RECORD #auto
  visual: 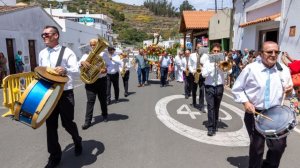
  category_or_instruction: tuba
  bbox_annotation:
[80,37,109,84]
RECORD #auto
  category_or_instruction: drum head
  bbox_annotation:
[256,105,296,136]
[33,84,64,128]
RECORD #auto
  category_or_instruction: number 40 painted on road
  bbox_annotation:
[176,104,201,119]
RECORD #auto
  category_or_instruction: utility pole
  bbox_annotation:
[215,0,218,13]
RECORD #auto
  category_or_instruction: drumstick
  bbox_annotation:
[281,93,286,106]
[254,111,273,121]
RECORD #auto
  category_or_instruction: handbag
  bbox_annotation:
[292,73,300,86]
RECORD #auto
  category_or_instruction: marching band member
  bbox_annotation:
[201,43,231,136]
[232,41,293,168]
[80,38,109,130]
[189,43,207,111]
[39,25,82,168]
[182,50,192,98]
[119,52,130,97]
[159,51,171,87]
[174,51,184,82]
[105,46,122,105]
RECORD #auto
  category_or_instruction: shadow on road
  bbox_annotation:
[92,113,129,125]
[227,156,249,168]
[202,120,229,130]
[61,140,105,168]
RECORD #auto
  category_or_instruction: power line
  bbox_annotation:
[0,0,8,6]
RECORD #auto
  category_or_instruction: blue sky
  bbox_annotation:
[113,0,232,10]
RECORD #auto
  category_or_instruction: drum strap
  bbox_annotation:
[55,46,66,67]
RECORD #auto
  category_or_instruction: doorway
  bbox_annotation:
[6,39,16,74]
[28,40,37,71]
[258,28,279,50]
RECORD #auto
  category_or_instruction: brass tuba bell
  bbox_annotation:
[80,37,109,84]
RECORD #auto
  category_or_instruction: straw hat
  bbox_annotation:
[35,66,69,83]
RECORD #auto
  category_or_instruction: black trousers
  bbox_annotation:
[122,70,130,94]
[84,77,107,124]
[192,74,205,108]
[46,90,82,158]
[107,72,119,101]
[183,71,192,96]
[160,67,168,86]
[244,112,287,168]
[205,85,224,131]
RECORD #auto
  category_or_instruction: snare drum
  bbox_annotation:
[255,105,298,139]
[14,78,64,129]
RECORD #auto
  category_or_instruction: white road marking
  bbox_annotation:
[155,95,249,147]
[177,104,201,119]
[219,108,232,121]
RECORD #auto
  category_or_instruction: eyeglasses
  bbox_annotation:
[264,50,281,55]
[41,33,55,38]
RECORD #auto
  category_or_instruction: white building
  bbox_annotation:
[0,5,61,74]
[233,0,300,59]
[44,5,113,42]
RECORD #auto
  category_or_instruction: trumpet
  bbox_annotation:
[218,61,232,72]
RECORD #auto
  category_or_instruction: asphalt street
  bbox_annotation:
[0,70,300,168]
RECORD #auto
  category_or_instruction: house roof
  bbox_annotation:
[0,5,62,29]
[239,13,281,28]
[180,11,215,33]
[0,5,32,15]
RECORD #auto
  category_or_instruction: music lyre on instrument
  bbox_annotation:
[14,66,68,129]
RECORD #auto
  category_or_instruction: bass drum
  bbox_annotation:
[255,105,298,139]
[14,78,64,129]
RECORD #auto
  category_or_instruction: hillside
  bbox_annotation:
[18,0,180,44]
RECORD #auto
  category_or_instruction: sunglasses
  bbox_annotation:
[41,33,55,38]
[213,50,220,52]
[264,50,281,55]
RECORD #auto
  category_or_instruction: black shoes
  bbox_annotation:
[74,142,83,156]
[103,116,108,122]
[45,156,61,168]
[115,99,119,103]
[207,130,215,136]
[124,93,128,97]
[82,122,91,130]
[185,95,189,99]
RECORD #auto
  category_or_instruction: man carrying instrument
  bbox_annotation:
[104,46,122,105]
[80,38,109,130]
[39,25,82,168]
[182,50,192,98]
[201,43,231,136]
[119,52,130,97]
[189,43,208,111]
[232,41,293,168]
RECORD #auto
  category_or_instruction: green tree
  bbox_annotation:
[179,0,195,14]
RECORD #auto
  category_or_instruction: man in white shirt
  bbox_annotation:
[182,50,192,98]
[189,43,208,110]
[232,41,293,168]
[174,51,184,82]
[79,38,109,130]
[159,51,171,87]
[39,25,82,168]
[119,52,130,97]
[201,43,230,136]
[104,46,122,105]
